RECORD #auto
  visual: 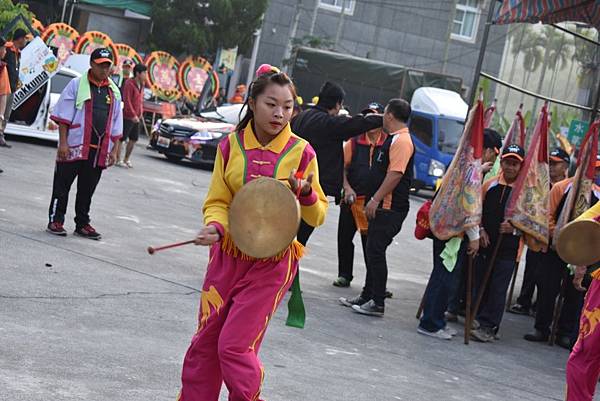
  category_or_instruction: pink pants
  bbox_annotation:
[178,244,298,401]
[566,279,600,401]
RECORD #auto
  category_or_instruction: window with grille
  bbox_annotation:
[318,0,355,15]
[451,0,480,42]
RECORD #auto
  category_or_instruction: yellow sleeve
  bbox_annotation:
[576,200,600,222]
[202,146,232,233]
[299,157,328,228]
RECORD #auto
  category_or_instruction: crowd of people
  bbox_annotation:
[1,30,599,400]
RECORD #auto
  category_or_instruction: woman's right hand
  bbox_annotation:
[343,186,356,205]
[194,225,220,246]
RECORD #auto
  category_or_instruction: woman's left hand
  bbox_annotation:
[288,169,314,197]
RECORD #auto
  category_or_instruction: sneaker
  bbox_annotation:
[444,326,458,337]
[508,303,530,315]
[115,161,126,167]
[524,329,549,342]
[74,224,102,240]
[333,277,351,288]
[125,160,133,168]
[351,300,384,317]
[417,326,452,340]
[471,327,495,343]
[339,295,369,307]
[445,311,458,322]
[46,222,67,236]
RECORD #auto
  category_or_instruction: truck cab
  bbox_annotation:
[409,87,467,190]
[5,67,80,142]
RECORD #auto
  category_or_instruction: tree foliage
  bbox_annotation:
[149,0,267,58]
[0,0,34,37]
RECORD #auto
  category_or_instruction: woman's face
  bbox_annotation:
[250,83,294,137]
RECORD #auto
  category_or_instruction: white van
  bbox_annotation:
[5,67,81,142]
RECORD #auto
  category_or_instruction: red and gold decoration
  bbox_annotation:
[177,56,218,102]
[41,23,80,65]
[114,43,143,73]
[31,18,45,35]
[145,50,181,102]
[74,31,118,65]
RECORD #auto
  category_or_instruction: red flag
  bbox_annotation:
[554,121,600,241]
[429,100,484,240]
[502,104,526,150]
[505,104,550,249]
[484,99,496,129]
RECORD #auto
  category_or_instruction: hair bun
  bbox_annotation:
[256,64,281,77]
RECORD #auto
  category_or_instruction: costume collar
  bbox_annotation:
[356,130,386,146]
[87,71,110,87]
[243,121,292,153]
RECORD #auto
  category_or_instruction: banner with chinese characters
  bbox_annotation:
[177,56,219,102]
[145,51,181,102]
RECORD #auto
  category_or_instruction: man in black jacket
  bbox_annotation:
[0,28,27,148]
[291,82,382,245]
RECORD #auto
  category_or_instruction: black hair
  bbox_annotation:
[0,37,6,47]
[386,98,411,123]
[316,81,345,110]
[236,71,297,132]
[133,63,147,76]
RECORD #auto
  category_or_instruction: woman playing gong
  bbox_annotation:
[177,65,328,401]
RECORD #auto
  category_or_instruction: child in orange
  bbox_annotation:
[177,65,327,401]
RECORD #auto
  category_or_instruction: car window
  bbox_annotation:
[50,72,75,94]
[438,118,463,154]
[409,115,433,147]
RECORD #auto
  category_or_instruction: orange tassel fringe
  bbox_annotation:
[220,233,305,262]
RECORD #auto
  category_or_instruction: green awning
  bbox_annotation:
[79,0,152,17]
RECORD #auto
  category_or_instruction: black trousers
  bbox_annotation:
[337,203,367,281]
[473,254,516,330]
[516,249,542,309]
[48,158,103,228]
[361,209,407,306]
[534,249,585,338]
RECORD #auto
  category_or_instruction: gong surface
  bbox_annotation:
[556,219,600,266]
[229,177,301,259]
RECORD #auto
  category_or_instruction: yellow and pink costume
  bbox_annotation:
[178,122,327,401]
[565,201,600,401]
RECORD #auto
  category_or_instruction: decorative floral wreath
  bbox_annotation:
[74,31,118,65]
[177,56,219,102]
[41,23,80,65]
[145,50,181,102]
[114,43,143,72]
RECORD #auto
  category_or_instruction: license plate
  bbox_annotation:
[157,136,171,148]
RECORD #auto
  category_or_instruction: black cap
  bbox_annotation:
[502,144,525,162]
[12,28,27,41]
[317,81,345,109]
[361,102,384,115]
[483,128,502,153]
[550,147,570,164]
[90,48,113,65]
[133,63,147,75]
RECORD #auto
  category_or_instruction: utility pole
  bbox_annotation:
[309,0,319,36]
[246,27,263,88]
[68,0,77,26]
[334,0,346,50]
[282,0,302,73]
[61,0,69,22]
[441,0,458,74]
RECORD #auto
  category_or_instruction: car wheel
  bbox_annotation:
[165,154,183,162]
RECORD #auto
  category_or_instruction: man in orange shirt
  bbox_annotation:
[342,99,414,317]
[0,37,11,173]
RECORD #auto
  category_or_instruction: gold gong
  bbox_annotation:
[229,177,301,259]
[556,219,600,266]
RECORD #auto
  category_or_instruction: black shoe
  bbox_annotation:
[555,335,573,350]
[385,290,393,299]
[508,303,530,315]
[46,222,67,236]
[74,224,102,240]
[0,137,11,148]
[524,329,549,342]
[333,277,351,287]
[339,295,369,307]
[351,300,384,317]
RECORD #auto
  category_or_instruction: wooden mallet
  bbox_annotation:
[147,239,196,255]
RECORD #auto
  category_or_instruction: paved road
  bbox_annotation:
[0,136,587,401]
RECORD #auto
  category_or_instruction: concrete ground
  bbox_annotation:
[0,135,591,401]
